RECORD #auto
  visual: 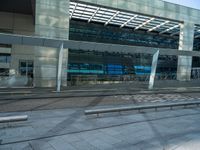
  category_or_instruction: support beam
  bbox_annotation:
[159,24,179,35]
[120,15,138,28]
[70,3,77,19]
[195,34,200,38]
[148,21,169,32]
[1,33,200,57]
[57,43,64,92]
[88,7,100,23]
[170,31,179,36]
[104,11,120,26]
[149,50,159,89]
[134,18,155,31]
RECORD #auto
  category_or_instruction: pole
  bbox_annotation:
[149,50,159,89]
[57,42,64,92]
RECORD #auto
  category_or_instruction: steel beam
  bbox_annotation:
[0,33,200,57]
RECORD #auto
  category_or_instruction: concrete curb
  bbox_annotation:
[0,115,28,123]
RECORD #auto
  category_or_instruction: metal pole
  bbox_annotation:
[66,49,69,87]
[149,50,159,89]
[57,42,64,92]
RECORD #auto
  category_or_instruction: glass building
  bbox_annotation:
[0,0,200,87]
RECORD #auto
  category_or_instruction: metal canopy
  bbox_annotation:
[69,1,200,39]
[0,33,200,57]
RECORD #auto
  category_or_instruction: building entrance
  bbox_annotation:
[19,60,34,86]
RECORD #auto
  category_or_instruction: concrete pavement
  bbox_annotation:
[1,84,200,149]
[1,107,200,149]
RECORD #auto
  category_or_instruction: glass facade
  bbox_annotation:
[194,38,200,51]
[69,20,179,49]
[67,20,199,84]
[67,49,177,84]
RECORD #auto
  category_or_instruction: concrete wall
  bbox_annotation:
[0,0,70,87]
[34,0,69,87]
[177,23,194,81]
[0,47,11,54]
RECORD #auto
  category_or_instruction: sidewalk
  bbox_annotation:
[1,105,200,149]
[1,83,200,149]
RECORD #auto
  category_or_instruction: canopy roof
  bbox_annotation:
[69,1,200,38]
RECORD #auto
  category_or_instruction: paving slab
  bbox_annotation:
[1,107,200,149]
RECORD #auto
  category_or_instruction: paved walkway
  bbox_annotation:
[1,107,200,149]
[1,84,200,149]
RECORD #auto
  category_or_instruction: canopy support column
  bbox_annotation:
[57,42,64,92]
[148,50,159,89]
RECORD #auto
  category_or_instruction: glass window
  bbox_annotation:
[19,60,33,76]
[0,56,6,63]
[0,54,11,63]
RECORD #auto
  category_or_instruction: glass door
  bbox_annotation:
[19,60,34,86]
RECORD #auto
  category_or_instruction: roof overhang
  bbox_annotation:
[69,1,200,39]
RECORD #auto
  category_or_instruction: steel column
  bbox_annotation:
[149,50,159,89]
[57,43,64,92]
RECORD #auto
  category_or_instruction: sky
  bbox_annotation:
[163,0,200,10]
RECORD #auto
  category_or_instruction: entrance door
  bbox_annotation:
[19,60,34,86]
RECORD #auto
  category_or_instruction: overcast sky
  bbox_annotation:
[163,0,200,10]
